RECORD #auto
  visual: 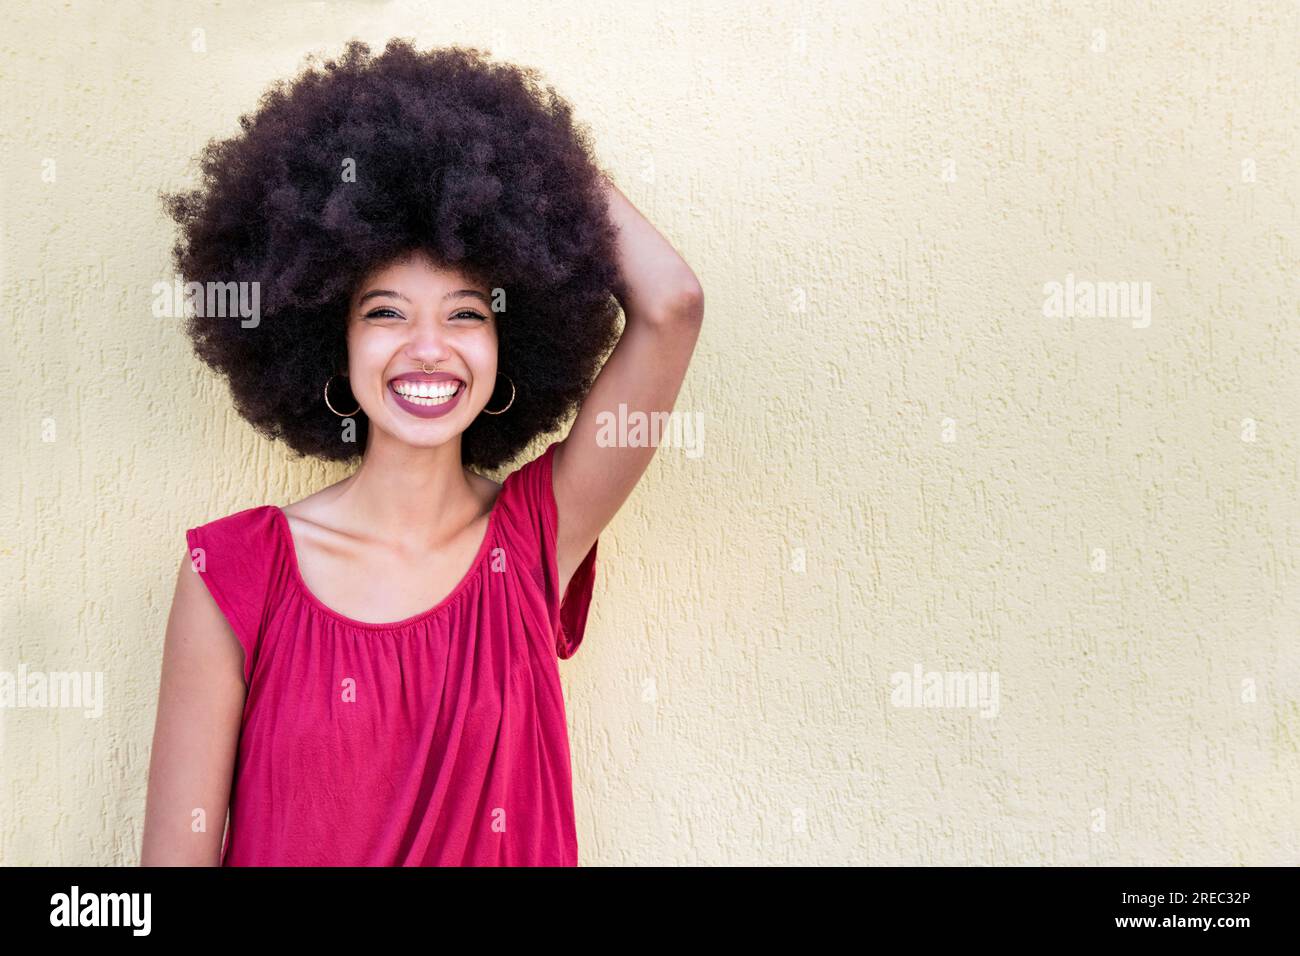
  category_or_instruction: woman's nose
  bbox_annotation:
[406,321,453,364]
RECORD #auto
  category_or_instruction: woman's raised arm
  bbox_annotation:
[551,175,705,595]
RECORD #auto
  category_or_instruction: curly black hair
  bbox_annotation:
[162,38,623,471]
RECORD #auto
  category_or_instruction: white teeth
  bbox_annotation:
[391,380,461,406]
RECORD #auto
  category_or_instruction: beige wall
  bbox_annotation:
[2,0,1297,864]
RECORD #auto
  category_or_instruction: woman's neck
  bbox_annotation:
[329,433,487,545]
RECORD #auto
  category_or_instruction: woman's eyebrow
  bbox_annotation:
[357,289,489,304]
[445,289,490,304]
[358,288,410,304]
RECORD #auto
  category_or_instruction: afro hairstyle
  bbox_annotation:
[162,38,624,470]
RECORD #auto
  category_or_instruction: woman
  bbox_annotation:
[141,39,703,866]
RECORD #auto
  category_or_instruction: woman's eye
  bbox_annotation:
[363,308,485,321]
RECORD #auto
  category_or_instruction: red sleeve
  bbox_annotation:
[184,506,279,685]
[499,441,600,659]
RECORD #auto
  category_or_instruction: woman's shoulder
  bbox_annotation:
[188,504,280,538]
[185,506,285,577]
[490,441,562,549]
[182,505,287,687]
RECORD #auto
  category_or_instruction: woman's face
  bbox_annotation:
[344,251,498,452]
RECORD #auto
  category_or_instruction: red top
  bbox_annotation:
[185,441,598,866]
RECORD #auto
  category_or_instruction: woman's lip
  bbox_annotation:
[387,380,465,419]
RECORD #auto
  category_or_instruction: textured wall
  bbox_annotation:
[2,0,1297,865]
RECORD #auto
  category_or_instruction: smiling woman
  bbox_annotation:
[141,38,703,867]
[344,257,496,430]
[160,38,625,471]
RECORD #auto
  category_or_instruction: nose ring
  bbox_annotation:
[420,362,439,374]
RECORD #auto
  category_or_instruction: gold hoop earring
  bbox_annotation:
[324,374,361,417]
[481,373,516,415]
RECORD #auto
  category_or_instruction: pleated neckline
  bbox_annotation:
[269,496,502,631]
